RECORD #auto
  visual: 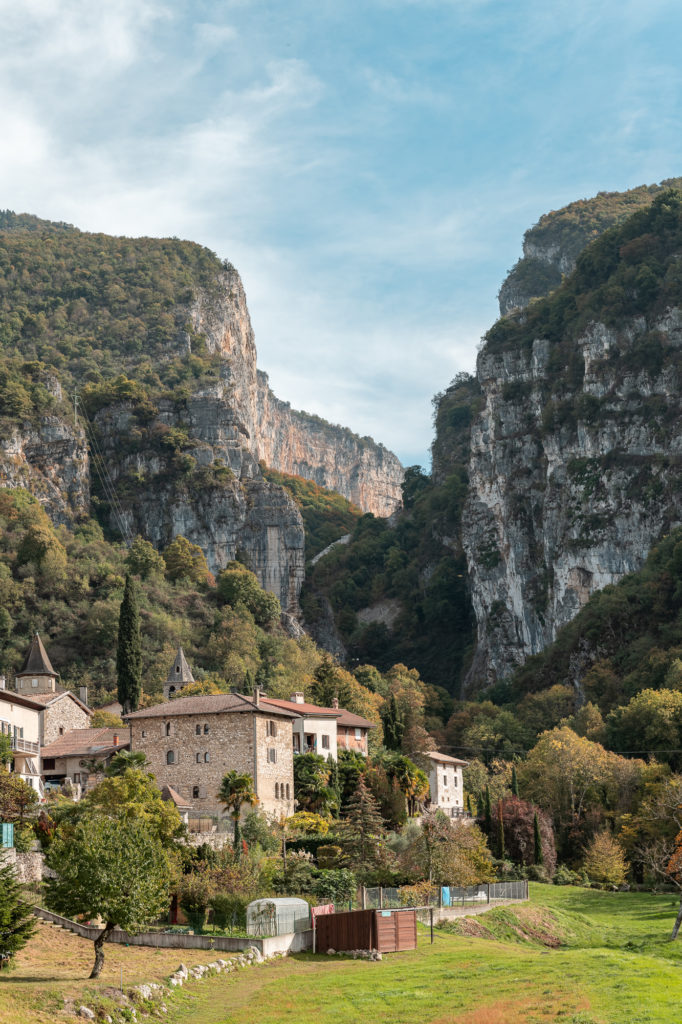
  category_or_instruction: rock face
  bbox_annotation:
[462,310,682,688]
[0,415,89,523]
[256,371,403,516]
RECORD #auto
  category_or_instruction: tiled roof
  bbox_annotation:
[427,750,468,766]
[41,728,128,758]
[261,696,375,730]
[125,692,299,720]
[0,689,42,712]
[166,648,195,685]
[161,784,191,809]
[260,697,340,719]
[17,634,56,677]
[19,691,91,713]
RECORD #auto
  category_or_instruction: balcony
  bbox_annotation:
[12,737,39,755]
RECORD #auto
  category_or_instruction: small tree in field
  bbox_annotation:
[0,853,36,965]
[46,816,171,978]
[583,831,628,887]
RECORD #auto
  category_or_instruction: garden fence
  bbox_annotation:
[363,879,528,909]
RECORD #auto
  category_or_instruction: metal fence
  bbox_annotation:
[364,880,528,909]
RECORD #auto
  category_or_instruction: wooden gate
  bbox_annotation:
[374,910,417,952]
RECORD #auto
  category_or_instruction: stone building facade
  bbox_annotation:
[126,692,296,821]
[30,691,91,745]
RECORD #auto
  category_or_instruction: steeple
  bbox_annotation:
[15,633,58,694]
[163,648,195,700]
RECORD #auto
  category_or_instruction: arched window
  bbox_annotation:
[165,723,171,737]
[275,783,279,799]
[166,750,175,765]
[193,786,200,799]
[204,724,209,734]
[204,752,210,763]
[286,783,290,800]
[196,752,201,763]
[196,724,201,735]
[169,686,175,695]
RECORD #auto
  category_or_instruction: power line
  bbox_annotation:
[440,742,682,758]
[74,393,132,546]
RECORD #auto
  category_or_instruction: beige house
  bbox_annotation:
[261,693,340,758]
[126,690,297,823]
[427,751,468,818]
[41,727,129,794]
[0,687,41,793]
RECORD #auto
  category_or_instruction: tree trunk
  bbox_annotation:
[671,899,682,941]
[90,921,116,978]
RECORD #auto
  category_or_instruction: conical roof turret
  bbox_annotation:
[17,634,56,677]
[166,648,195,685]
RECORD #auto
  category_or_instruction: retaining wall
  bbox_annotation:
[3,849,45,883]
[32,907,313,953]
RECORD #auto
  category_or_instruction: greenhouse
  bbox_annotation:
[246,897,311,936]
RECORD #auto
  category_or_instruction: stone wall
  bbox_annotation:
[3,848,45,883]
[130,708,295,819]
[41,695,91,745]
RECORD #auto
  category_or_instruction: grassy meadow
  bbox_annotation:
[3,886,682,1024]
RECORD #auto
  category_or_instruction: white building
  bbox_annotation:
[261,693,340,759]
[0,687,42,794]
[427,751,468,818]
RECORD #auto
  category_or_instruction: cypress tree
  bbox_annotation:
[511,764,519,798]
[497,800,505,859]
[0,854,37,963]
[533,811,544,865]
[466,793,473,816]
[484,785,492,835]
[116,574,142,714]
[381,694,405,751]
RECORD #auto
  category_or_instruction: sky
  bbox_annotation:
[2,1,682,467]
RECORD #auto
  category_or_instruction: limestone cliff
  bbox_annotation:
[463,190,682,688]
[498,178,682,316]
[256,372,403,517]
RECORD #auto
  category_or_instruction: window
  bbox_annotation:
[59,727,64,736]
[196,753,201,763]
[168,686,175,696]
[204,752,210,763]
[275,783,279,799]
[266,720,277,737]
[141,730,146,738]
[443,774,447,787]
[196,724,201,735]
[165,723,171,737]
[167,750,175,765]
[267,748,277,763]
[321,735,330,750]
[43,758,55,771]
[193,786,200,799]
[293,734,300,753]
[286,783,290,800]
[204,724,209,735]
[453,776,458,786]
[73,773,80,784]
[354,728,362,739]
[32,679,38,688]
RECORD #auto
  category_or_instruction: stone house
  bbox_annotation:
[11,634,91,743]
[427,751,469,818]
[41,727,129,794]
[126,691,297,822]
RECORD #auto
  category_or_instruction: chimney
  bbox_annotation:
[79,686,88,706]
[254,688,260,708]
[0,676,5,690]
[331,697,339,709]
[291,692,305,704]
[113,734,119,746]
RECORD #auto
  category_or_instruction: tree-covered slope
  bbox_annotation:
[498,177,682,314]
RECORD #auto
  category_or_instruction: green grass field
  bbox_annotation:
[3,886,682,1023]
[168,886,682,1024]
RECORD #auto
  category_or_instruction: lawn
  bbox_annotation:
[2,887,682,1024]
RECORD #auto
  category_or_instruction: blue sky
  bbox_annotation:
[2,1,682,467]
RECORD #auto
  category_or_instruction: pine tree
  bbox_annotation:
[497,800,505,859]
[484,785,492,836]
[533,811,544,865]
[0,853,37,963]
[342,776,385,867]
[511,764,519,798]
[116,574,142,714]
